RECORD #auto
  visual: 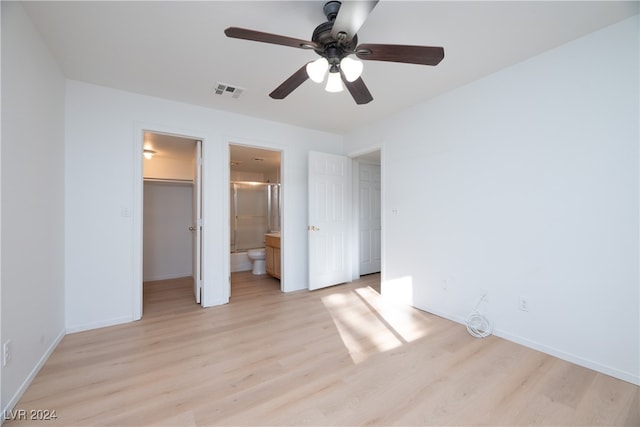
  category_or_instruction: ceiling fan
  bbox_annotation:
[224,0,444,105]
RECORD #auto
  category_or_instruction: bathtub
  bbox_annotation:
[230,251,252,272]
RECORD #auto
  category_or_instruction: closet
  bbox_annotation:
[143,133,197,282]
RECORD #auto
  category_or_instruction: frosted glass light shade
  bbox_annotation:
[325,71,344,92]
[340,57,363,82]
[306,57,329,83]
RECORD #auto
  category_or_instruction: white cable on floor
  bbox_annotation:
[466,295,493,338]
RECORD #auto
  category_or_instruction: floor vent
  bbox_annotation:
[213,82,245,99]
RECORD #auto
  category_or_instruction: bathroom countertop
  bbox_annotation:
[265,232,281,238]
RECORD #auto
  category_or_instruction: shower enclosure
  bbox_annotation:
[230,182,281,252]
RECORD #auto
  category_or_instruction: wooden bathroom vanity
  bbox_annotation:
[264,232,281,279]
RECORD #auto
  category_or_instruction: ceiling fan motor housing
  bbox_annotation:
[311,20,358,65]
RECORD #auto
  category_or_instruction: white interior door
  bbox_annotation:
[359,162,381,275]
[308,151,351,290]
[193,140,202,304]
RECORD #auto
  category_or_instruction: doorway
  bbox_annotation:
[354,150,382,277]
[141,131,202,313]
[229,144,282,298]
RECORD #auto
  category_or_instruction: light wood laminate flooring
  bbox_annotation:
[6,273,638,426]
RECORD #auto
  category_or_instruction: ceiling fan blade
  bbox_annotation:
[356,43,445,66]
[331,0,379,43]
[340,71,373,105]
[269,64,310,99]
[225,27,318,50]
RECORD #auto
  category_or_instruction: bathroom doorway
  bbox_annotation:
[229,144,282,297]
[142,131,202,313]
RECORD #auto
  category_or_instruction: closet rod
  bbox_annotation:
[230,180,280,186]
[144,178,193,184]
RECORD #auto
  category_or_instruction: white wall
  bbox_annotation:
[1,1,66,412]
[65,81,344,332]
[345,16,639,384]
[143,182,193,281]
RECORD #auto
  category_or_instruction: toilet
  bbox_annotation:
[247,248,266,275]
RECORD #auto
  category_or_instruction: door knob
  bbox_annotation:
[189,226,196,231]
[307,225,320,231]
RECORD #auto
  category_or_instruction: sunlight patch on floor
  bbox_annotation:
[321,280,430,364]
[355,286,428,343]
[381,275,414,306]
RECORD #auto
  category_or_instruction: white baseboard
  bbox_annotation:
[65,315,133,334]
[492,328,640,386]
[2,328,65,419]
[412,303,639,386]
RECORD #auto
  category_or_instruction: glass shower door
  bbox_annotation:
[231,182,269,252]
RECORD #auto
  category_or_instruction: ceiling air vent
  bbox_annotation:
[213,82,245,99]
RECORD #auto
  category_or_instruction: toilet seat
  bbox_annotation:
[247,248,266,260]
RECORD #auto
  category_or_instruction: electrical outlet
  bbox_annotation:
[3,340,12,367]
[441,279,448,291]
[518,296,529,312]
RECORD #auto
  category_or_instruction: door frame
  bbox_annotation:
[133,123,208,320]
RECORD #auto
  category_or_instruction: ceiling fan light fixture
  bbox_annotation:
[340,57,363,82]
[143,149,156,160]
[325,69,344,93]
[306,57,329,83]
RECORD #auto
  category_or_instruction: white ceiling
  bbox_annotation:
[23,1,639,135]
